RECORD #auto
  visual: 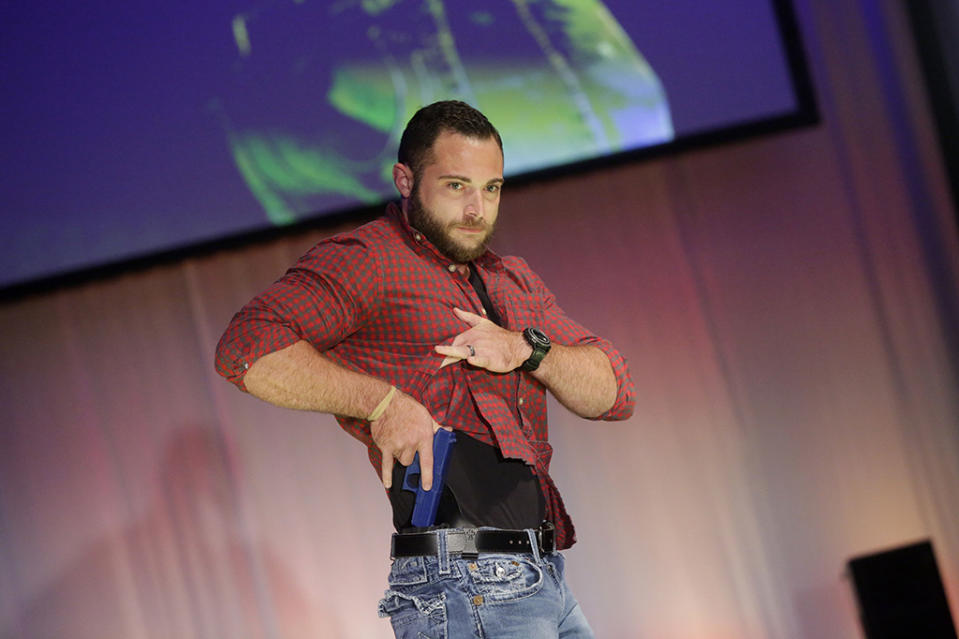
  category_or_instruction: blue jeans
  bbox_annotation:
[378,529,594,638]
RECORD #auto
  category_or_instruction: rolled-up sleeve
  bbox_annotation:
[214,237,379,392]
[573,334,635,421]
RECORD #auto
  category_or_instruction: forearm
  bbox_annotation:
[243,339,391,419]
[244,339,442,489]
[432,307,622,419]
[530,343,618,419]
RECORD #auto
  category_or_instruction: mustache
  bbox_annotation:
[452,218,488,230]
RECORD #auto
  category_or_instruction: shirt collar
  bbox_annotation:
[386,202,504,272]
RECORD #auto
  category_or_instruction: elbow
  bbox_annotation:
[614,396,636,421]
[590,347,634,421]
[214,334,251,392]
[595,378,635,421]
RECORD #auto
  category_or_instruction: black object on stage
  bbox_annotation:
[847,539,957,639]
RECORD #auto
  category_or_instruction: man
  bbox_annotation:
[215,100,634,637]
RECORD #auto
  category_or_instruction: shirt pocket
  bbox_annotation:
[496,291,544,331]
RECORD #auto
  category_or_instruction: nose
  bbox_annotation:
[464,188,485,220]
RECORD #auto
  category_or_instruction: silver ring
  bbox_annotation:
[467,344,476,357]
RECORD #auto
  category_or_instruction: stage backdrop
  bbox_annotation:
[2,0,959,637]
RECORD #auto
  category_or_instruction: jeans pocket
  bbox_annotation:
[378,590,447,639]
[468,556,544,603]
[388,556,430,586]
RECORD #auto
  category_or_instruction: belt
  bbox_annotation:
[391,523,555,559]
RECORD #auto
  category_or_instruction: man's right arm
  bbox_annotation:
[244,340,439,490]
[243,339,384,415]
[214,237,441,489]
[240,340,442,490]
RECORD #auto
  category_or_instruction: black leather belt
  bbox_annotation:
[391,523,555,559]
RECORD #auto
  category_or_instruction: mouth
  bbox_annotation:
[453,222,487,234]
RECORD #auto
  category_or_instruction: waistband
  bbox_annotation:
[391,522,555,560]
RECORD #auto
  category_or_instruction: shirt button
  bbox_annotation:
[414,233,422,242]
[447,264,456,272]
[481,308,487,315]
[518,397,525,406]
[243,362,250,370]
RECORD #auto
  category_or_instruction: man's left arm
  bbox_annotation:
[435,306,635,420]
[527,339,620,419]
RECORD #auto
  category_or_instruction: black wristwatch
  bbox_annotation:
[520,328,551,372]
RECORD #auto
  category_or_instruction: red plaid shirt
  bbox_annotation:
[216,204,634,549]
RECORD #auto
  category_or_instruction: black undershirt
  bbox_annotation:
[387,263,546,531]
[467,264,502,326]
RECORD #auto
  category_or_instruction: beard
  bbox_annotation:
[407,187,495,263]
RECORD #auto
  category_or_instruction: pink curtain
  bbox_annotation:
[3,0,958,637]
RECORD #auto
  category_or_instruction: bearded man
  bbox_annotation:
[215,100,634,638]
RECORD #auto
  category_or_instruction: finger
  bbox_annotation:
[397,449,416,466]
[452,307,485,326]
[438,355,461,368]
[381,453,394,489]
[434,344,472,361]
[418,435,434,492]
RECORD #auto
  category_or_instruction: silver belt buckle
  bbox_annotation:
[447,528,479,559]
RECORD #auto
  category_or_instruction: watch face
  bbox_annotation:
[527,328,550,347]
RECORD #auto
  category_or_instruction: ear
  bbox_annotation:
[392,162,414,199]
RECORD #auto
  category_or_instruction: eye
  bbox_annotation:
[486,184,501,194]
[447,182,463,191]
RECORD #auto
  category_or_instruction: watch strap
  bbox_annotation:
[520,328,550,372]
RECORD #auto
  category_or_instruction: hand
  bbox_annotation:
[370,389,445,490]
[434,307,532,372]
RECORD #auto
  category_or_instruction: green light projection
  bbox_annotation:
[221,0,672,226]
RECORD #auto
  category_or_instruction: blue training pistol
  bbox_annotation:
[402,428,457,527]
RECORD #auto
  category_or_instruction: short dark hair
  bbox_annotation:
[398,100,503,178]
